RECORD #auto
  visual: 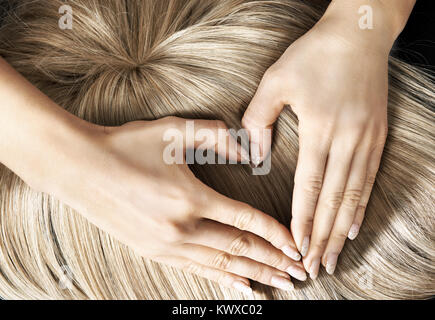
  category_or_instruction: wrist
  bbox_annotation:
[379,0,416,38]
[316,0,411,56]
[29,116,105,199]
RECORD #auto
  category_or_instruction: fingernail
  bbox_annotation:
[282,246,301,261]
[309,258,320,280]
[239,146,250,163]
[233,281,253,295]
[348,224,360,240]
[325,253,338,275]
[250,142,262,167]
[287,266,307,281]
[271,276,294,291]
[300,236,310,257]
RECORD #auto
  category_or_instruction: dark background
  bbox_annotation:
[392,0,435,68]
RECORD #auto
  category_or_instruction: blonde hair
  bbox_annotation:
[0,0,433,300]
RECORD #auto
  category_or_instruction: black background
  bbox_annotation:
[393,0,435,67]
[0,300,433,318]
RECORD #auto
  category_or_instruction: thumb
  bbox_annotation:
[175,118,249,163]
[242,70,285,166]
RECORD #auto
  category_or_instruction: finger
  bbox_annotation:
[291,129,329,258]
[242,69,285,165]
[348,144,384,240]
[163,117,248,163]
[180,244,295,291]
[303,142,354,279]
[187,119,248,163]
[321,150,369,274]
[186,219,307,281]
[154,256,253,295]
[200,188,301,262]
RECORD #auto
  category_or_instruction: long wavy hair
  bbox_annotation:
[0,0,433,299]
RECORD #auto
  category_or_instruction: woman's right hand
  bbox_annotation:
[43,117,306,294]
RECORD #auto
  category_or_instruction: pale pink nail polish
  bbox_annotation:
[250,142,262,167]
[325,253,338,275]
[271,276,294,291]
[282,245,301,261]
[300,236,310,257]
[309,258,320,280]
[287,266,307,281]
[348,224,360,240]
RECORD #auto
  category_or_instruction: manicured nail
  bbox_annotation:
[233,281,253,295]
[325,253,338,275]
[282,246,301,261]
[300,236,310,257]
[287,266,307,281]
[309,258,320,280]
[348,224,360,240]
[239,146,250,163]
[250,142,262,167]
[271,276,294,291]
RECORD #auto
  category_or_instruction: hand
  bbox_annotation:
[46,117,306,293]
[242,8,394,278]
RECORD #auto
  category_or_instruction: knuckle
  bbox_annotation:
[267,226,285,246]
[163,115,177,121]
[313,238,329,251]
[325,192,344,210]
[356,118,369,129]
[184,262,202,275]
[180,197,197,219]
[161,115,180,125]
[167,183,197,215]
[162,116,187,132]
[342,189,362,209]
[263,66,282,86]
[299,175,324,198]
[233,208,255,231]
[270,254,288,270]
[292,214,314,227]
[272,224,293,248]
[356,204,367,216]
[349,116,369,132]
[249,266,265,282]
[229,234,252,256]
[331,231,348,243]
[170,183,190,200]
[165,221,189,243]
[212,252,232,270]
[358,204,367,212]
[366,175,377,187]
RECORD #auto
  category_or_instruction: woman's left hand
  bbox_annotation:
[241,2,398,278]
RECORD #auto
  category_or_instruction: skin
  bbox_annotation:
[0,58,305,295]
[242,0,416,278]
[0,0,416,294]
